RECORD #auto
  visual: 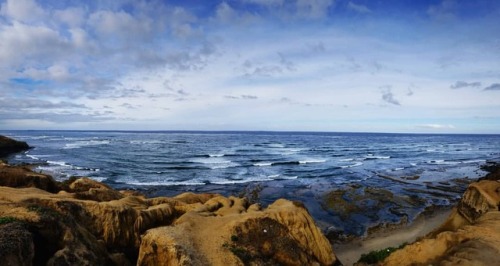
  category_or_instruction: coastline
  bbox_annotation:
[2,134,500,265]
[334,207,452,265]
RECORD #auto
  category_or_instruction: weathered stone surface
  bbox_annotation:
[0,135,30,158]
[0,162,59,192]
[137,196,338,266]
[0,162,337,265]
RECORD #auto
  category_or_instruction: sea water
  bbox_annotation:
[2,130,499,235]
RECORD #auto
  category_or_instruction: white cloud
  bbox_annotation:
[0,0,45,23]
[88,10,153,42]
[295,0,335,19]
[416,124,456,129]
[243,0,285,7]
[0,22,70,68]
[54,7,86,27]
[347,1,371,14]
[427,0,457,20]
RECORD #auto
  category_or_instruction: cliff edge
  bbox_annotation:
[0,135,30,158]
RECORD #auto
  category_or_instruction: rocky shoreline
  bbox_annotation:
[1,135,500,265]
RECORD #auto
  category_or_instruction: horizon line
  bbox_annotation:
[1,129,499,136]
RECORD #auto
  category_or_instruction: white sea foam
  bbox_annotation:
[47,160,70,167]
[208,154,225,157]
[89,177,107,182]
[339,158,354,162]
[462,159,486,164]
[427,160,460,165]
[64,140,110,149]
[364,155,390,160]
[298,159,327,164]
[254,162,272,167]
[211,176,273,185]
[268,174,298,180]
[340,162,363,168]
[127,181,206,186]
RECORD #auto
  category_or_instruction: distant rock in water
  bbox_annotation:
[0,135,30,157]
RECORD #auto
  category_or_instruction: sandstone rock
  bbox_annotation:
[68,177,124,201]
[137,196,338,266]
[0,162,337,265]
[0,163,59,193]
[0,135,30,157]
[382,180,500,266]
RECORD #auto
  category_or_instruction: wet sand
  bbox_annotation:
[333,208,452,265]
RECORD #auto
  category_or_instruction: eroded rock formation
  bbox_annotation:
[0,162,338,265]
[0,135,30,158]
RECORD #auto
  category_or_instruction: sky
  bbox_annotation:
[0,0,499,133]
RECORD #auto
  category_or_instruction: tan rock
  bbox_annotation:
[137,197,338,266]
[0,164,59,192]
[0,163,337,265]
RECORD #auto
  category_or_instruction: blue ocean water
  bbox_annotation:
[2,130,500,236]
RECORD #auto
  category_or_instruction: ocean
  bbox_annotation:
[2,130,499,236]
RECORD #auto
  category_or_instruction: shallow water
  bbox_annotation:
[2,130,499,236]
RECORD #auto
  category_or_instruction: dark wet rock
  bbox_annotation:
[479,161,500,181]
[0,135,30,158]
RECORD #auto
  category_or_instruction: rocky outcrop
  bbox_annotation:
[0,162,59,193]
[0,163,337,265]
[381,180,500,265]
[138,197,337,266]
[0,135,30,158]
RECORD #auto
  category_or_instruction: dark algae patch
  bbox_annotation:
[357,243,407,264]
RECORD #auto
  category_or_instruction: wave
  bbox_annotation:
[340,162,363,168]
[299,159,327,164]
[126,181,206,186]
[195,154,226,158]
[427,160,461,165]
[64,140,110,149]
[339,158,354,162]
[209,176,275,185]
[47,160,70,167]
[254,162,272,167]
[268,174,298,180]
[26,154,40,160]
[129,140,162,145]
[364,155,391,160]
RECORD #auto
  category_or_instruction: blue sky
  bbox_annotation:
[0,0,499,133]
